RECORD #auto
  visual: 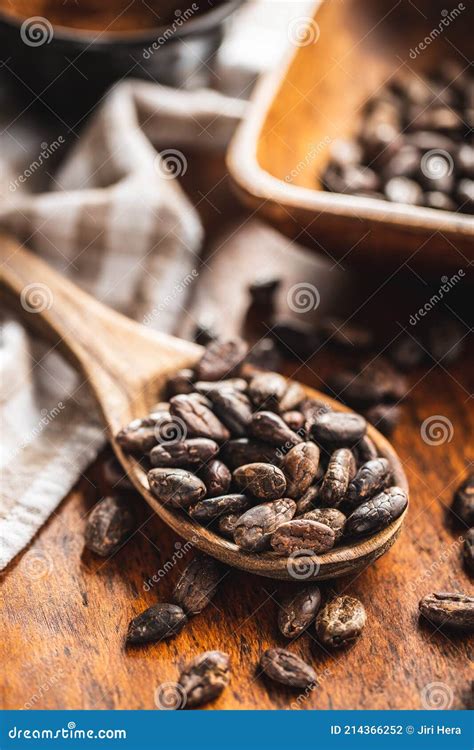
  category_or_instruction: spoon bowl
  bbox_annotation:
[0,234,408,580]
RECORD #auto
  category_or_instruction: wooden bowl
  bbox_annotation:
[228,0,474,273]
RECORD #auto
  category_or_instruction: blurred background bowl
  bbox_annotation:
[0,0,243,122]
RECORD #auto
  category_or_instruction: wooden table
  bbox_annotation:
[1,153,473,711]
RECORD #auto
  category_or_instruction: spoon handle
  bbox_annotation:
[0,233,199,430]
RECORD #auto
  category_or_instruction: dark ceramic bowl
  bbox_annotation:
[0,0,243,120]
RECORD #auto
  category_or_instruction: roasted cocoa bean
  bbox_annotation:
[195,338,248,381]
[303,508,346,541]
[233,462,287,500]
[116,416,160,454]
[311,412,367,446]
[419,592,474,633]
[315,595,366,647]
[179,651,231,708]
[218,513,240,539]
[233,498,296,552]
[271,519,335,555]
[170,394,230,443]
[320,448,356,506]
[295,485,320,515]
[222,438,279,469]
[282,410,305,432]
[199,460,232,497]
[282,442,320,499]
[353,435,378,464]
[250,411,303,448]
[173,554,225,615]
[150,438,219,468]
[345,486,408,537]
[126,603,187,644]
[346,458,392,508]
[278,585,322,638]
[207,388,253,436]
[260,648,317,688]
[84,496,135,557]
[189,494,250,522]
[248,372,287,409]
[148,468,207,509]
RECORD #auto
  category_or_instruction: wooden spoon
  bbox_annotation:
[0,235,408,580]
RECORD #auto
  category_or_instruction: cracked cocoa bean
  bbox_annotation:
[84,496,135,557]
[320,448,356,506]
[345,486,408,537]
[282,442,320,499]
[218,513,240,539]
[126,603,187,644]
[304,508,346,541]
[419,592,474,633]
[150,438,219,468]
[278,585,322,638]
[271,519,335,555]
[260,648,317,688]
[148,468,206,508]
[233,498,296,552]
[179,651,231,708]
[315,595,366,648]
[233,462,287,500]
[189,494,250,522]
[116,416,161,453]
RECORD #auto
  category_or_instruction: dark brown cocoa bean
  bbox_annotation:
[300,398,332,434]
[166,368,195,397]
[295,485,320,515]
[278,585,322,638]
[320,448,356,506]
[282,410,305,432]
[234,498,296,552]
[126,603,187,644]
[150,438,219,468]
[233,462,287,500]
[271,519,335,555]
[84,496,135,557]
[222,438,279,470]
[451,472,474,526]
[207,388,253,436]
[353,435,378,464]
[199,460,232,497]
[279,381,306,412]
[346,458,392,508]
[172,554,225,615]
[315,595,366,647]
[189,494,250,522]
[260,648,316,688]
[419,592,474,633]
[311,412,367,446]
[250,411,303,448]
[282,442,320,499]
[463,529,474,576]
[116,416,160,454]
[179,651,231,708]
[148,468,206,509]
[218,513,240,539]
[248,372,287,409]
[345,486,408,537]
[170,394,230,443]
[195,338,248,381]
[303,508,346,541]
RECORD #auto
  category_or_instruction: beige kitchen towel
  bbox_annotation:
[0,81,245,570]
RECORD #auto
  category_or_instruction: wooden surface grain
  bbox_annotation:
[1,153,473,711]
